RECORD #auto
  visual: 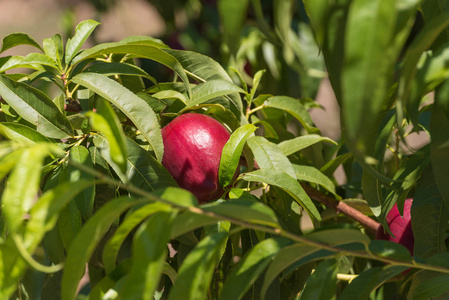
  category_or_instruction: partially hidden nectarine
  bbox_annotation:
[375,198,414,254]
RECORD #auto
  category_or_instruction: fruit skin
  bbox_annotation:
[375,198,414,254]
[161,113,231,203]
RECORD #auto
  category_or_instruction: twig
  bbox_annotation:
[301,184,380,233]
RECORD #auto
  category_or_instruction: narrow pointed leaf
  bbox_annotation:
[219,124,257,186]
[264,96,319,134]
[88,99,127,173]
[305,228,370,246]
[0,75,73,138]
[300,259,338,300]
[61,197,142,300]
[292,164,336,195]
[72,44,191,97]
[241,169,321,221]
[21,53,59,70]
[339,266,409,300]
[168,232,228,300]
[164,49,243,120]
[0,122,53,144]
[72,72,163,161]
[278,134,337,156]
[120,210,175,300]
[102,202,171,274]
[43,34,63,68]
[202,198,280,228]
[261,244,318,299]
[24,179,94,252]
[1,32,43,53]
[84,61,157,84]
[183,79,246,110]
[247,136,297,179]
[170,211,219,238]
[399,12,449,126]
[411,167,449,258]
[93,135,176,191]
[65,19,100,64]
[68,145,96,220]
[1,144,51,232]
[220,238,292,300]
[411,274,449,300]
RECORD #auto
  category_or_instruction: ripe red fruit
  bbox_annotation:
[161,113,231,203]
[375,198,414,254]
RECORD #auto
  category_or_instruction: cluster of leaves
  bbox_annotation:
[1,0,449,299]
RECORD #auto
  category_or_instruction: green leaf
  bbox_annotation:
[305,228,370,246]
[120,210,176,300]
[151,89,188,105]
[88,99,127,173]
[299,259,338,300]
[219,124,257,187]
[0,32,43,53]
[247,136,297,179]
[0,75,73,138]
[220,238,292,300]
[320,152,352,178]
[261,244,319,299]
[93,136,177,191]
[341,0,403,151]
[61,196,143,300]
[24,179,95,252]
[293,164,336,195]
[84,61,157,84]
[241,169,321,221]
[411,166,449,258]
[0,122,53,144]
[339,266,409,300]
[163,49,244,121]
[411,274,449,300]
[278,134,337,156]
[264,96,319,134]
[431,81,449,206]
[1,144,52,232]
[72,44,191,98]
[102,202,171,274]
[399,12,449,127]
[58,195,82,250]
[182,79,246,110]
[21,53,59,70]
[119,35,169,48]
[68,145,96,220]
[170,211,219,238]
[72,72,163,161]
[65,19,100,64]
[368,240,412,262]
[168,232,228,300]
[202,198,280,228]
[43,34,63,68]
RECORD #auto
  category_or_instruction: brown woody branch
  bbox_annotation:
[300,183,380,233]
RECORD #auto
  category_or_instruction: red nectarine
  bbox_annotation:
[375,198,414,254]
[161,113,231,203]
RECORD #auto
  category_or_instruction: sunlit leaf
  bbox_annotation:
[0,32,43,53]
[65,19,100,64]
[72,72,163,161]
[120,210,176,300]
[168,232,228,300]
[241,169,321,221]
[219,124,257,187]
[0,75,73,138]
